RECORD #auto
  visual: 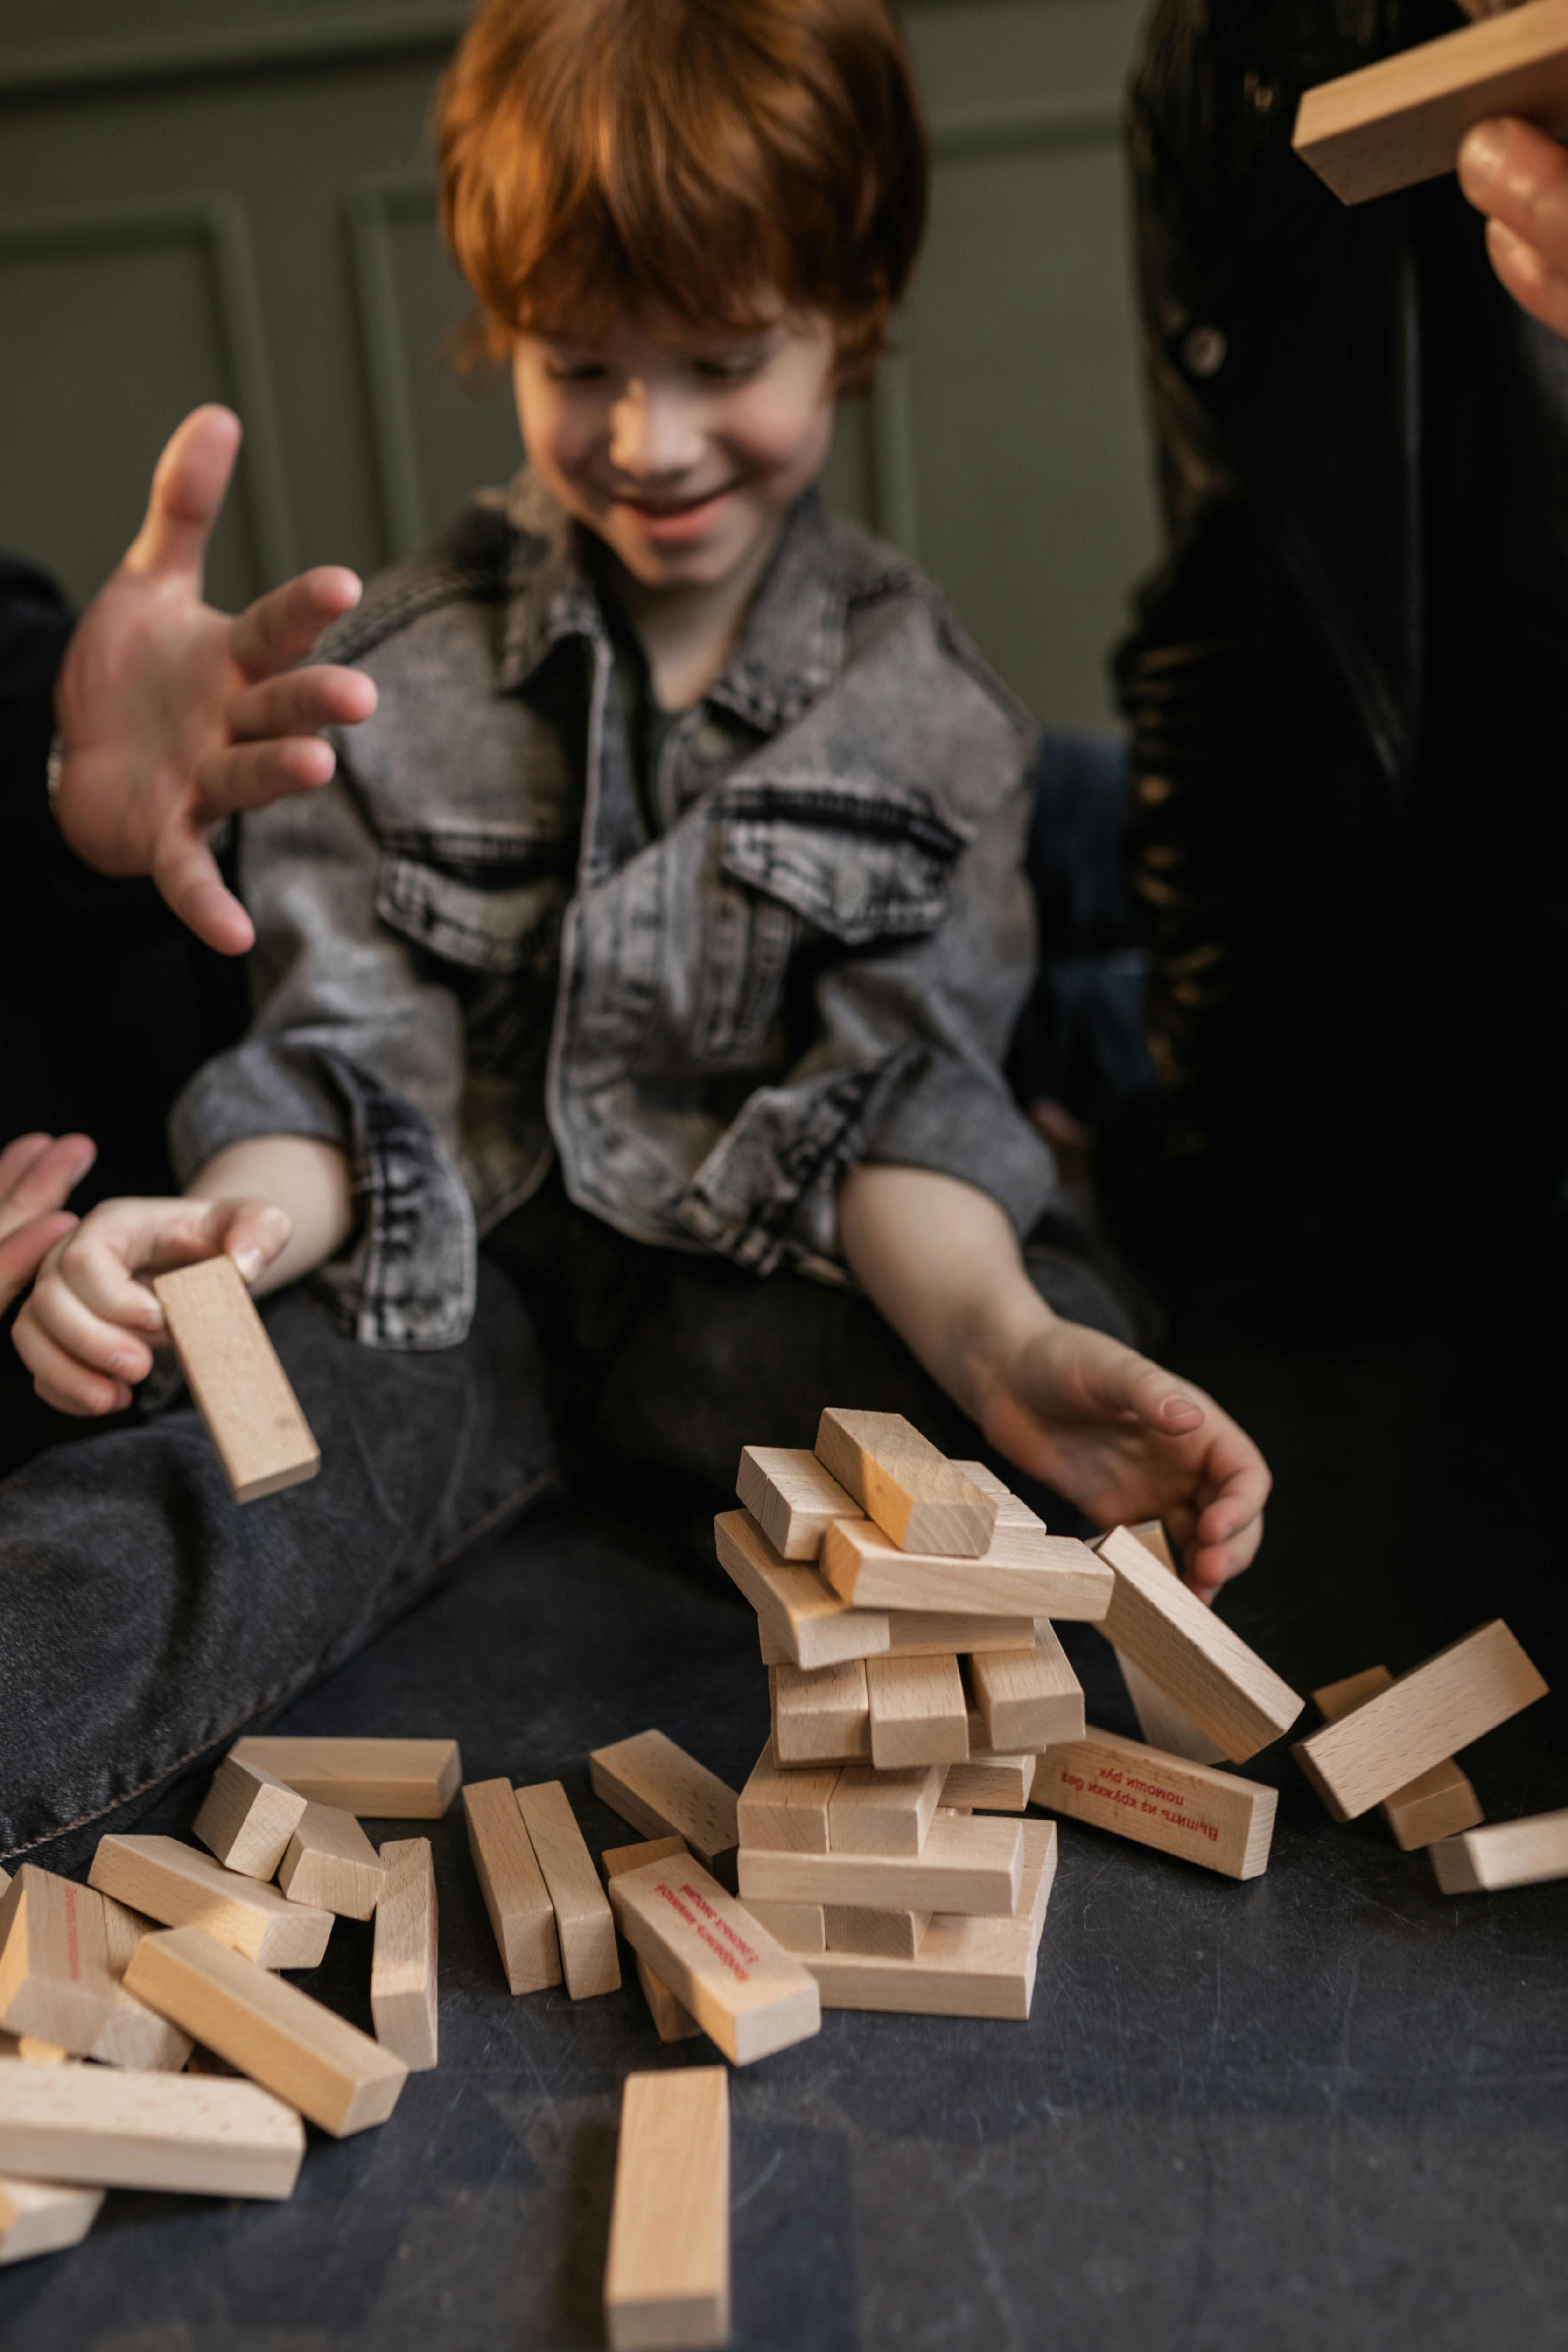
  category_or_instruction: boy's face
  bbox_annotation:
[512,303,837,593]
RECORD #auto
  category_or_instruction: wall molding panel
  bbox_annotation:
[0,5,469,104]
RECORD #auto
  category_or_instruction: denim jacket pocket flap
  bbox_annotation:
[720,776,969,947]
[378,846,562,975]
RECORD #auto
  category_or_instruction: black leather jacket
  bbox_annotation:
[1114,0,1568,1260]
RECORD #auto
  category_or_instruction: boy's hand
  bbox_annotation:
[0,1132,97,1316]
[1458,117,1568,341]
[977,1321,1269,1600]
[11,1195,291,1418]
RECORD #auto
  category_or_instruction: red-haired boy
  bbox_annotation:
[3,0,1267,1863]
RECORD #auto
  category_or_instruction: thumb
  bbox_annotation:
[123,405,242,585]
[212,1200,293,1285]
[1075,1339,1206,1432]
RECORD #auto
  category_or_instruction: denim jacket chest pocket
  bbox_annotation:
[376,828,570,978]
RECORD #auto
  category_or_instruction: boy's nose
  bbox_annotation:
[608,383,704,482]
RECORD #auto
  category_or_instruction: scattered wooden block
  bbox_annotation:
[192,1754,308,1880]
[1313,1667,1484,1849]
[227,1736,462,1818]
[821,1517,1111,1620]
[371,1839,438,2071]
[827,1763,946,1857]
[126,1925,406,2137]
[865,1654,969,1769]
[0,2174,104,2266]
[462,1779,560,1996]
[1294,1620,1547,1820]
[0,2061,304,2198]
[89,1836,332,1969]
[805,1819,1057,2019]
[0,1867,191,2071]
[823,1906,930,1959]
[737,1747,839,1855]
[604,2067,730,2352]
[1430,1809,1568,1894]
[601,1840,701,2043]
[770,1659,870,1766]
[738,1812,1023,1917]
[737,1446,860,1559]
[1035,1726,1276,1879]
[970,1626,1084,1753]
[941,1753,1035,1811]
[590,1731,740,1887]
[514,1783,620,2000]
[277,1803,386,1919]
[1099,1525,1303,1762]
[1105,1523,1229,1767]
[815,1409,996,1556]
[715,1510,889,1669]
[152,1254,320,1503]
[1292,0,1568,206]
[606,1856,821,2065]
[743,1901,827,1953]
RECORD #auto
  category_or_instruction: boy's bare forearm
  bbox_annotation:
[185,1136,354,1294]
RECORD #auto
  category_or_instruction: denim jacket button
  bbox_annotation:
[695,721,730,759]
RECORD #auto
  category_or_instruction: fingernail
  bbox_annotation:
[233,1246,264,1281]
[1461,121,1505,181]
[109,1351,139,1378]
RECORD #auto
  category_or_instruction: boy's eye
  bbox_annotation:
[693,353,767,383]
[546,361,610,384]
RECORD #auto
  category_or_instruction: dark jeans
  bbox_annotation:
[0,1183,1129,1873]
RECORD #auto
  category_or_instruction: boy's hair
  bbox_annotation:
[437,0,927,395]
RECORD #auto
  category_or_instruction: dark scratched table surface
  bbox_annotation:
[4,1298,1567,2352]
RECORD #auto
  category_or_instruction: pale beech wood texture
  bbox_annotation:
[600,1840,701,2043]
[604,2068,730,2352]
[1293,0,1568,204]
[152,1254,319,1503]
[941,1753,1035,1811]
[1293,1620,1547,1819]
[827,1763,946,1857]
[0,2062,304,2198]
[371,1839,438,2070]
[770,1659,870,1766]
[823,1905,930,1958]
[0,2036,70,2064]
[88,1837,332,1970]
[866,1653,969,1768]
[0,1867,191,2071]
[805,1820,1057,2019]
[815,1409,996,1555]
[737,1747,840,1855]
[0,2175,104,2265]
[277,1803,386,1919]
[590,1732,740,1886]
[1035,1728,1277,1879]
[1106,1522,1228,1766]
[739,1813,1023,1917]
[1313,1667,1484,1849]
[192,1755,307,1880]
[514,1783,620,1999]
[606,1858,821,2065]
[1099,1525,1303,1761]
[821,1516,1111,1619]
[736,1446,860,1559]
[715,1509,889,1668]
[126,1926,407,2136]
[227,1736,461,1818]
[969,1625,1085,1752]
[462,1779,560,1996]
[757,1608,1036,1668]
[1430,1809,1568,1893]
[743,1901,827,1952]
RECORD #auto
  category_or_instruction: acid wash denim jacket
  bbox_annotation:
[169,478,1062,1348]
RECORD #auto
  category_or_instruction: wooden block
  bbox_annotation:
[192,1754,308,1880]
[770,1659,869,1766]
[743,1901,827,1953]
[589,1731,740,1886]
[0,2036,70,2064]
[815,1408,996,1556]
[277,1802,386,1919]
[1292,0,1568,205]
[737,1746,839,1855]
[1036,1725,1276,1879]
[604,2067,729,2352]
[227,1736,461,1818]
[737,1445,860,1559]
[601,1840,701,2043]
[827,1763,945,1857]
[152,1254,319,1503]
[126,1925,406,2137]
[0,2061,304,2198]
[1105,1522,1229,1767]
[371,1839,438,2071]
[0,2175,104,2265]
[970,1626,1084,1753]
[1294,1620,1547,1820]
[941,1753,1035,1811]
[866,1653,969,1768]
[89,1836,331,1969]
[462,1778,561,1995]
[606,1857,821,2065]
[821,1516,1111,1620]
[1430,1809,1568,1894]
[823,1905,929,1959]
[738,1812,1023,1917]
[757,1609,1036,1668]
[1313,1667,1484,1850]
[0,1867,192,2071]
[806,1819,1057,2019]
[715,1509,889,1669]
[1099,1524,1303,1762]
[514,1782,620,2000]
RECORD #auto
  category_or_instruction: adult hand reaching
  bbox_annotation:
[0,1133,96,1317]
[50,405,378,956]
[1459,116,1568,342]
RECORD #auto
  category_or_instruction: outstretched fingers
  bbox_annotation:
[227,567,367,682]
[122,405,242,585]
[149,824,255,957]
[0,1212,78,1320]
[0,1132,96,1238]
